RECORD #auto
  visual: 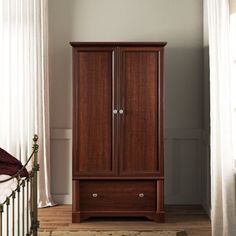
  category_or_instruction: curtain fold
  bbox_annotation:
[0,0,54,207]
[208,0,236,235]
[230,0,236,14]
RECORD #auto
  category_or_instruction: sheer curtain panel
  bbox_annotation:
[208,0,236,235]
[0,0,54,207]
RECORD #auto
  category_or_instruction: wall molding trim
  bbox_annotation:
[164,128,203,139]
[50,128,204,140]
[50,128,210,210]
[51,129,72,205]
[50,128,72,140]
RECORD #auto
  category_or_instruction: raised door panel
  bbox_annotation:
[119,47,163,176]
[72,47,117,176]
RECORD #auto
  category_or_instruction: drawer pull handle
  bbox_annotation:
[139,193,144,198]
[92,193,98,198]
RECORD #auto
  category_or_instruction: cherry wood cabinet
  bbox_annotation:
[72,46,116,176]
[70,42,166,223]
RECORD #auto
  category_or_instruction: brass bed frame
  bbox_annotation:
[0,135,39,236]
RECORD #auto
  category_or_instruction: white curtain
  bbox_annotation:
[0,0,54,207]
[208,0,236,235]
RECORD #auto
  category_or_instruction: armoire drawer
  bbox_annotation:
[78,180,156,212]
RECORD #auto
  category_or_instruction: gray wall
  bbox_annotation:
[48,0,205,205]
[201,0,211,215]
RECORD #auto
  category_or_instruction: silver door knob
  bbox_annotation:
[113,109,118,114]
[138,193,144,198]
[92,193,98,198]
[119,109,124,114]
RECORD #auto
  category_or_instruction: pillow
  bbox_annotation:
[0,148,29,177]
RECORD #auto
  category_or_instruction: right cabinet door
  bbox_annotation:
[119,47,163,176]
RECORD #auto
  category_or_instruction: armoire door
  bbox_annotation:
[119,47,164,176]
[72,47,117,176]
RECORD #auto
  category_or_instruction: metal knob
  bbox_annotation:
[138,193,144,198]
[119,109,124,114]
[113,109,118,114]
[92,193,98,198]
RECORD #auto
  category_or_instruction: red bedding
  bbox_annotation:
[0,148,28,177]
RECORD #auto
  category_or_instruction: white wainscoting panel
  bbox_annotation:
[201,130,211,216]
[165,129,203,204]
[51,129,72,204]
[50,128,208,206]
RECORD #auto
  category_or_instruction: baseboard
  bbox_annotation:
[52,194,72,204]
[202,200,211,218]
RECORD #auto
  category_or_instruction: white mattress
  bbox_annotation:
[0,175,18,204]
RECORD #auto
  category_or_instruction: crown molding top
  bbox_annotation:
[70,42,167,47]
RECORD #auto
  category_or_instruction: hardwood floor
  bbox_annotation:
[38,205,211,236]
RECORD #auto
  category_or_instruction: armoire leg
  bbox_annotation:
[147,212,165,223]
[72,212,91,223]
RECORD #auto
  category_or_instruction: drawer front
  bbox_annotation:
[79,180,156,211]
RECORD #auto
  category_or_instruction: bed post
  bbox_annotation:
[0,204,3,236]
[32,134,39,236]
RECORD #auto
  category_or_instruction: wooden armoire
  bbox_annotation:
[70,42,166,223]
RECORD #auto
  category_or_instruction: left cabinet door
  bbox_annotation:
[72,47,117,176]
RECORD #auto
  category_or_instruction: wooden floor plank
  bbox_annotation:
[38,205,211,236]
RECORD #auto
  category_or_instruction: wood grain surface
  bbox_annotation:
[71,43,166,222]
[79,180,156,211]
[73,47,115,176]
[39,205,211,236]
[119,48,160,176]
